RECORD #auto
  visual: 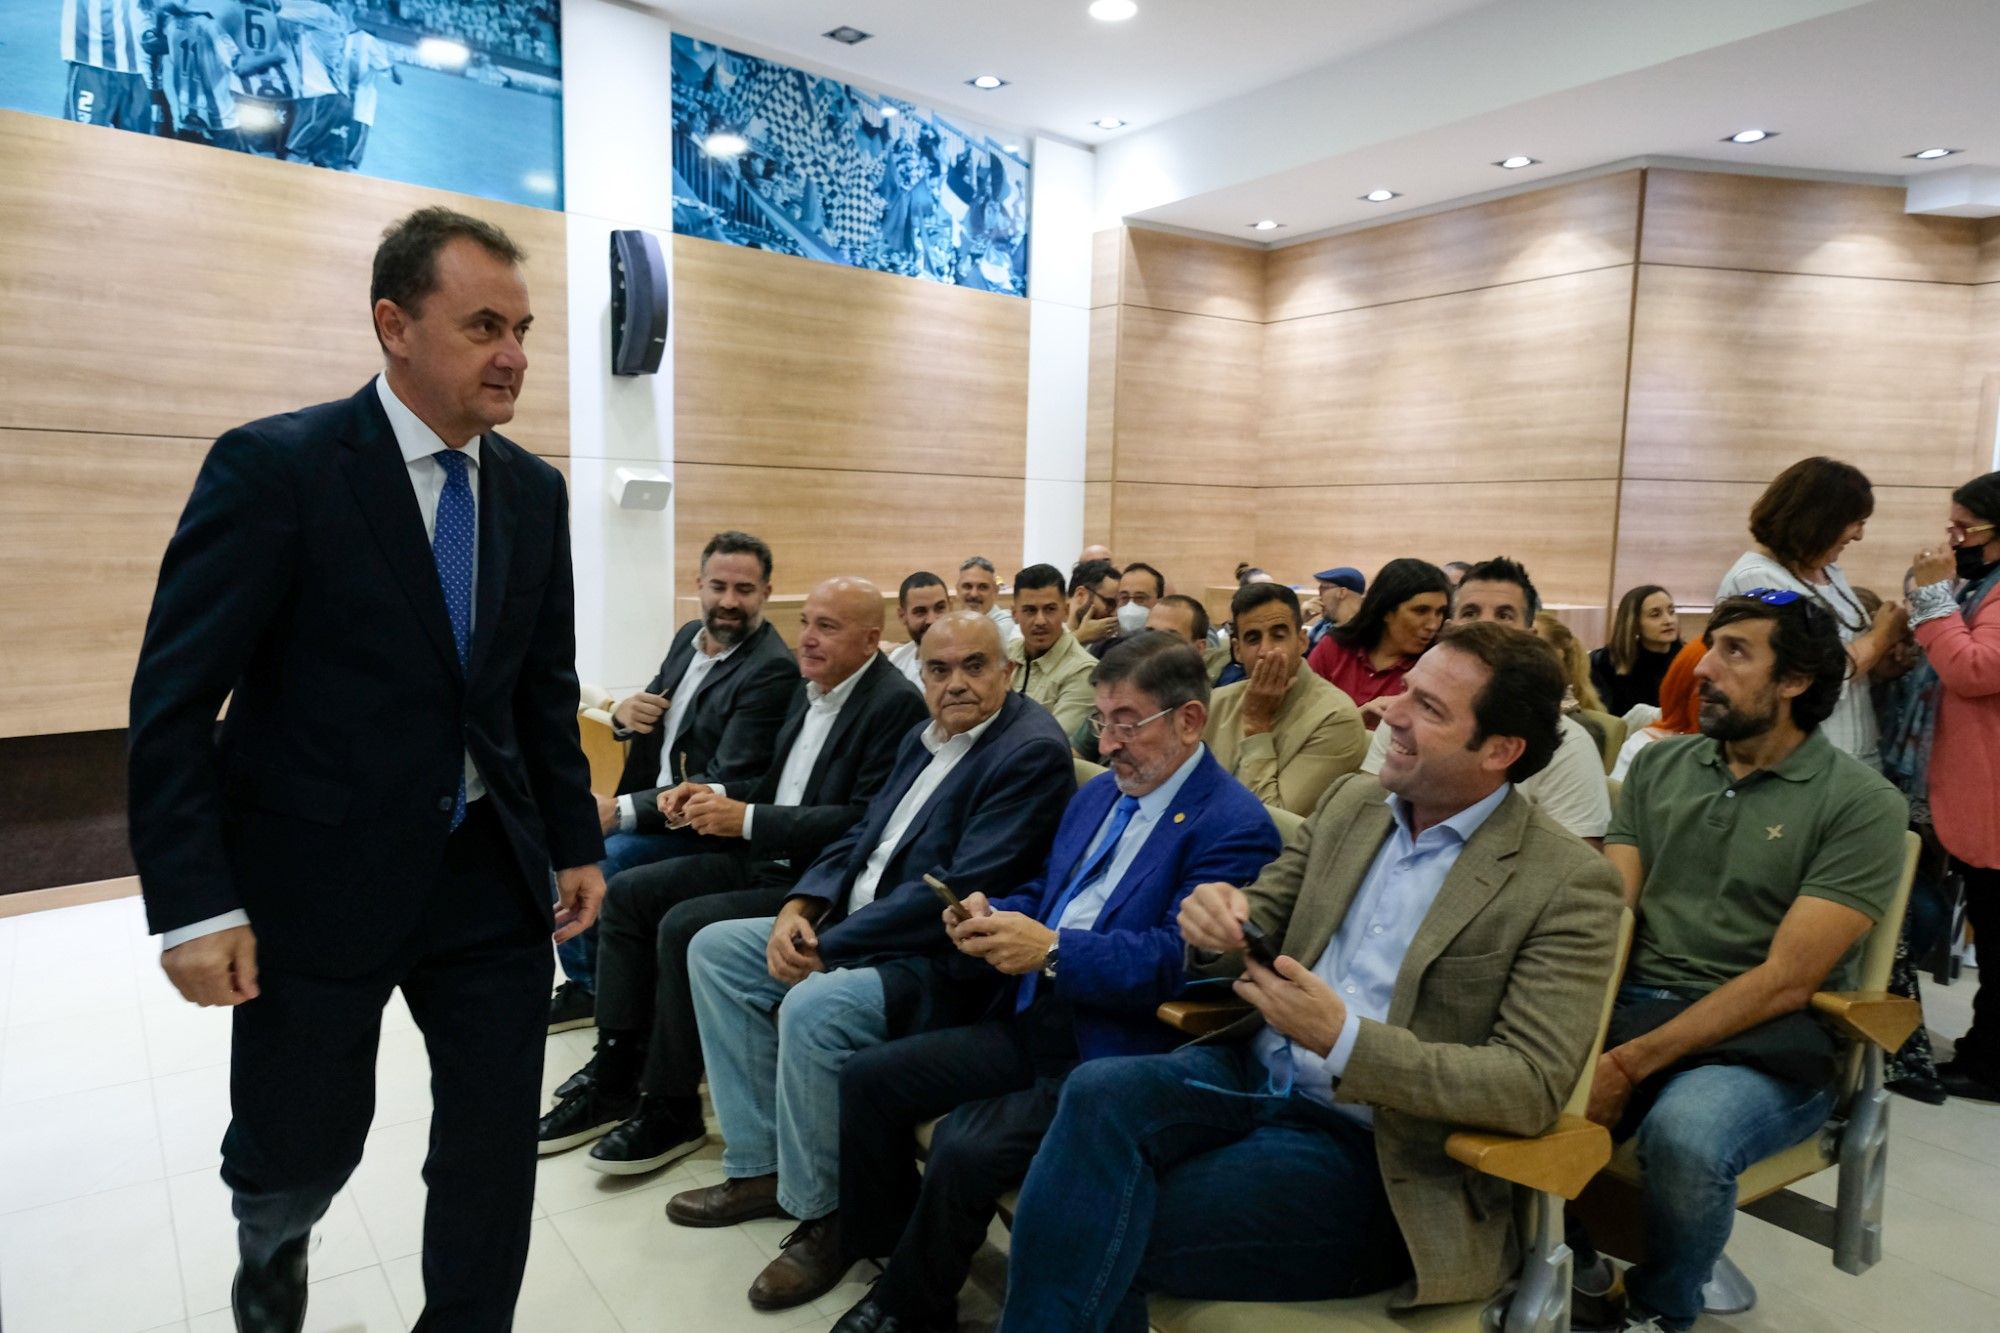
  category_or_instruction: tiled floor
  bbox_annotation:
[0,892,1992,1332]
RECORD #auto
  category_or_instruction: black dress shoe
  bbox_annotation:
[547,981,596,1034]
[586,1096,707,1175]
[552,1053,597,1103]
[830,1296,955,1333]
[1888,1074,1950,1105]
[233,1235,308,1333]
[1937,1059,2000,1103]
[536,1085,635,1154]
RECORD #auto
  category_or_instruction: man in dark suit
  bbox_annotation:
[832,632,1284,1333]
[549,529,796,1030]
[665,612,1075,1311]
[127,208,606,1331]
[535,576,928,1169]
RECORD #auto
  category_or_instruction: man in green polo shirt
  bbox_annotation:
[1574,591,1908,1333]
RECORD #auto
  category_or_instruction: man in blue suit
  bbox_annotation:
[668,611,1076,1309]
[829,631,1284,1333]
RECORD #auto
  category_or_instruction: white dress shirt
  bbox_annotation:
[615,628,741,832]
[1056,745,1205,930]
[1254,782,1512,1123]
[886,639,924,688]
[161,375,485,950]
[740,659,868,844]
[847,709,1002,913]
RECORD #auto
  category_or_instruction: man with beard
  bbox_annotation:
[548,530,797,1031]
[1568,591,1908,1333]
[886,570,950,688]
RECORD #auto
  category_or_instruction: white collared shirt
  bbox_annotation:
[741,659,869,842]
[615,626,743,832]
[1056,744,1206,931]
[886,639,924,688]
[847,708,1003,913]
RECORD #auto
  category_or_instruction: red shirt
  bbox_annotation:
[1306,636,1416,719]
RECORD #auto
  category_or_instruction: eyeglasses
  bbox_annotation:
[1948,521,1996,542]
[1087,707,1173,741]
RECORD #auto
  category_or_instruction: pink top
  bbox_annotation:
[1914,590,2000,869]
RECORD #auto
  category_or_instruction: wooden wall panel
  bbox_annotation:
[1257,479,1620,609]
[1264,172,1640,323]
[1086,305,1119,482]
[1979,218,2000,285]
[1625,264,1977,488]
[672,236,1028,478]
[1092,228,1123,309]
[1084,481,1113,551]
[1120,227,1265,323]
[1111,308,1262,483]
[1260,265,1632,487]
[1611,479,1954,608]
[1639,169,1980,283]
[1109,482,1257,597]
[0,111,569,454]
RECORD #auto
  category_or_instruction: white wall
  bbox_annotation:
[1022,135,1096,573]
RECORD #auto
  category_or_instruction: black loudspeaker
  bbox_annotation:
[609,229,668,376]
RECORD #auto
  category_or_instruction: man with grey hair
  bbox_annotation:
[957,554,1020,642]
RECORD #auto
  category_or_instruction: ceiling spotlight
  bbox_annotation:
[1089,0,1139,19]
[1094,116,1126,130]
[703,132,748,158]
[1249,219,1282,231]
[968,75,1008,90]
[823,26,871,45]
[1361,189,1400,203]
[1909,147,1962,160]
[1495,155,1539,170]
[1724,129,1776,144]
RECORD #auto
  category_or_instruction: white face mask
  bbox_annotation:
[1117,603,1150,634]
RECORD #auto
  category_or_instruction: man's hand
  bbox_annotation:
[1586,1048,1639,1128]
[1358,695,1395,728]
[655,781,707,826]
[553,864,606,944]
[1075,615,1116,644]
[1240,651,1290,735]
[1178,882,1250,954]
[162,925,260,1007]
[767,900,825,985]
[950,910,1057,975]
[595,792,619,836]
[612,690,670,734]
[681,790,748,839]
[1233,955,1346,1058]
[941,889,991,929]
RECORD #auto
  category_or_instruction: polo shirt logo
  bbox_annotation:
[1766,824,1785,841]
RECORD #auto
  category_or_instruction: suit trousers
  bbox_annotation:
[838,998,1078,1321]
[555,828,701,992]
[222,800,551,1331]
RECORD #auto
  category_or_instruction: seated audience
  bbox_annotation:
[1610,640,1705,781]
[1007,563,1099,734]
[552,530,796,1031]
[1072,596,1210,761]
[535,578,929,1166]
[1569,592,1909,1332]
[830,633,1283,1333]
[1089,561,1167,659]
[1442,559,1472,588]
[1205,582,1368,816]
[1306,565,1366,649]
[1233,561,1269,585]
[1079,543,1114,566]
[1590,585,1684,717]
[995,622,1624,1330]
[1067,557,1122,647]
[886,570,950,688]
[1535,610,1605,715]
[957,555,1020,642]
[1306,557,1450,723]
[668,613,1075,1309]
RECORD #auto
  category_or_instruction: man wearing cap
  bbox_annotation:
[1307,567,1367,650]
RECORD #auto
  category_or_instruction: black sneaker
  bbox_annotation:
[552,1053,597,1104]
[536,1086,635,1155]
[585,1096,708,1176]
[547,981,595,1034]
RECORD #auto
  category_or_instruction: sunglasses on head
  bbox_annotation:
[1740,587,1802,606]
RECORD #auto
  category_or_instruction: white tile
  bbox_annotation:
[6,943,142,1025]
[0,1007,149,1105]
[141,999,235,1078]
[187,1265,407,1333]
[1722,1211,2000,1332]
[368,1027,434,1130]
[346,1118,432,1262]
[153,1065,233,1176]
[1875,1184,2000,1298]
[1879,1133,2000,1227]
[0,1079,163,1214]
[16,895,148,959]
[168,1170,379,1316]
[381,988,416,1036]
[383,1218,619,1331]
[1889,1089,2000,1167]
[0,1179,184,1332]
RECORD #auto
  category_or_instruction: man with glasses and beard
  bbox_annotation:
[547,530,797,1032]
[1568,591,1909,1333]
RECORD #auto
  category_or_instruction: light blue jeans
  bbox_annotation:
[687,915,889,1220]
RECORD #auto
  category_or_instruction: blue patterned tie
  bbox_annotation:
[432,449,475,830]
[1016,795,1141,1012]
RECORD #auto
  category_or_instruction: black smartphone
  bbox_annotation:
[924,872,970,923]
[1240,918,1279,968]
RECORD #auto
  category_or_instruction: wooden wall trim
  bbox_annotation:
[0,876,139,919]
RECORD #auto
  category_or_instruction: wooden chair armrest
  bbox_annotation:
[1157,998,1253,1036]
[581,706,619,728]
[1811,990,1921,1051]
[1445,1113,1610,1200]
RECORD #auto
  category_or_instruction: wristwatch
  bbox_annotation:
[1041,940,1061,979]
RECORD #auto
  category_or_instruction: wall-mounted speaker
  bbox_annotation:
[609,229,669,376]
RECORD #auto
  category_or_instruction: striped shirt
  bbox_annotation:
[59,0,148,74]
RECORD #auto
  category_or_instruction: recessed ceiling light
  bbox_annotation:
[823,26,871,45]
[703,132,748,158]
[1909,147,1962,160]
[1495,155,1539,170]
[1249,220,1283,231]
[1094,116,1127,130]
[1361,189,1400,203]
[967,75,1008,90]
[1089,0,1139,20]
[1724,129,1777,144]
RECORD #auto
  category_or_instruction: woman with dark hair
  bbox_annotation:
[1589,584,1682,716]
[1305,557,1449,724]
[1902,472,2000,1103]
[1716,456,1909,766]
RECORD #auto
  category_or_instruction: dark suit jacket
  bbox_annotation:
[127,381,604,976]
[616,617,795,831]
[986,750,1281,1061]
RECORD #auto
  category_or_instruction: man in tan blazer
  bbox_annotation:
[1205,581,1368,816]
[995,621,1624,1331]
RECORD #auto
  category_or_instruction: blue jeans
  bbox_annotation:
[687,916,890,1220]
[554,830,689,993]
[998,1043,1410,1333]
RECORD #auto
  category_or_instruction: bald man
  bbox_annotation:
[539,577,930,1169]
[1079,543,1113,566]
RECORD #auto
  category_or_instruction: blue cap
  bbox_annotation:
[1312,566,1365,593]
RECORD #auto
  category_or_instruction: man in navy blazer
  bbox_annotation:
[829,632,1283,1333]
[666,612,1075,1310]
[126,210,605,1331]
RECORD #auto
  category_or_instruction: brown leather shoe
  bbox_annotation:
[747,1213,848,1311]
[664,1174,789,1228]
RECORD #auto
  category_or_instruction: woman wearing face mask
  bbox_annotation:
[1715,456,1909,767]
[1902,473,2000,1104]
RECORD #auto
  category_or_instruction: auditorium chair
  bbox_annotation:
[1575,709,1627,776]
[576,684,625,795]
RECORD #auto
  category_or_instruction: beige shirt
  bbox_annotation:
[1205,660,1368,816]
[1008,627,1097,736]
